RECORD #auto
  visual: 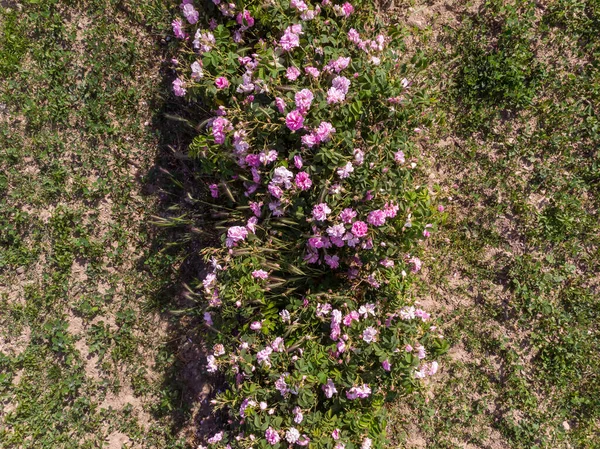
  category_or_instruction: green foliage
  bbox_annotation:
[168,1,444,448]
[451,0,544,132]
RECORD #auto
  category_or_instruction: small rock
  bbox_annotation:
[16,266,25,275]
[562,420,571,431]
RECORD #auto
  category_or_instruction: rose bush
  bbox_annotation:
[168,1,448,448]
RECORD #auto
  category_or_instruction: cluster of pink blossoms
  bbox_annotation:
[327,76,351,104]
[212,0,236,18]
[211,117,233,144]
[280,24,303,51]
[172,77,186,97]
[181,0,199,24]
[303,198,401,269]
[301,121,336,147]
[172,18,186,39]
[346,384,371,399]
[193,30,215,53]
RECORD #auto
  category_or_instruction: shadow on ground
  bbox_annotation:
[120,7,222,446]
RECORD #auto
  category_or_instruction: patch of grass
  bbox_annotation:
[449,0,544,133]
[386,1,600,448]
[0,1,195,447]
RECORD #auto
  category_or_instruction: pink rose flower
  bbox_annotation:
[312,203,331,221]
[293,155,303,169]
[408,256,422,273]
[301,133,318,147]
[215,77,230,89]
[286,66,301,80]
[208,432,223,444]
[427,361,439,376]
[332,76,351,94]
[348,28,361,44]
[172,78,186,97]
[383,202,399,218]
[246,216,258,233]
[315,121,336,142]
[280,25,302,51]
[337,162,354,179]
[265,428,280,445]
[182,3,199,24]
[322,378,337,398]
[351,221,368,237]
[271,337,285,352]
[290,0,308,11]
[286,110,304,131]
[252,269,269,279]
[275,97,286,113]
[339,208,357,223]
[191,61,203,80]
[226,226,248,247]
[305,66,320,78]
[295,88,314,112]
[268,183,283,198]
[211,117,232,144]
[341,2,354,17]
[394,150,406,164]
[249,201,263,217]
[367,209,386,226]
[327,87,346,104]
[295,171,312,191]
[362,326,377,343]
[172,19,186,39]
[236,9,255,27]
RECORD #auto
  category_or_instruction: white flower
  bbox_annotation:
[272,166,294,189]
[191,61,203,79]
[213,344,225,357]
[362,326,378,343]
[358,303,376,317]
[207,432,223,444]
[285,427,300,444]
[337,161,354,179]
[280,309,291,322]
[206,355,218,372]
[322,378,337,398]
